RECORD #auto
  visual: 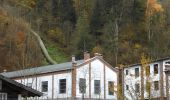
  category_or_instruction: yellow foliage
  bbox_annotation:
[146,0,164,16]
[92,45,103,54]
[146,81,151,96]
[119,64,125,68]
[140,53,150,67]
[140,53,151,76]
[0,9,9,26]
[17,0,36,8]
[134,43,142,49]
[73,0,80,15]
[117,84,123,100]
[47,28,65,45]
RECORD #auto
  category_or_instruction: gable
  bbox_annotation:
[77,57,118,73]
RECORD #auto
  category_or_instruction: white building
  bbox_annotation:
[122,57,170,100]
[2,53,119,100]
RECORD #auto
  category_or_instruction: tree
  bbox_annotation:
[73,9,93,58]
[140,54,151,99]
[92,45,103,54]
[145,0,164,58]
[0,9,44,71]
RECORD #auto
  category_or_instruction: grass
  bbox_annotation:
[42,40,69,65]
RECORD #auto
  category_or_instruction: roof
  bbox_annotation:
[78,56,119,72]
[2,56,118,78]
[0,74,43,97]
[123,57,170,69]
[2,60,84,78]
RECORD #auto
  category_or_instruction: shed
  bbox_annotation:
[0,74,43,100]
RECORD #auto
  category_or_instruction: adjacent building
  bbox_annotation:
[2,53,119,100]
[123,57,170,100]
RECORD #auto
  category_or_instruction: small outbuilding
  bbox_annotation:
[0,74,43,100]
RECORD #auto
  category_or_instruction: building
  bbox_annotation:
[2,53,119,100]
[123,57,170,100]
[0,74,42,100]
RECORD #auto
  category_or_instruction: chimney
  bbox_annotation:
[3,69,7,73]
[94,53,103,58]
[72,62,77,97]
[72,55,76,63]
[84,51,90,61]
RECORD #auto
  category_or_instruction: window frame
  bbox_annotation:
[0,80,2,90]
[0,93,7,100]
[79,78,86,93]
[146,82,151,91]
[154,81,159,91]
[135,83,140,93]
[108,81,114,95]
[94,80,100,94]
[41,81,48,92]
[154,64,158,75]
[145,65,150,76]
[165,61,170,64]
[126,85,129,91]
[135,68,139,78]
[59,79,66,94]
[126,70,129,75]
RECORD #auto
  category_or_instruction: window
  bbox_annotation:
[26,83,32,87]
[59,79,66,93]
[165,61,170,64]
[126,85,129,90]
[154,81,159,91]
[79,78,86,93]
[135,83,140,93]
[146,82,151,91]
[0,93,7,100]
[108,81,114,95]
[145,66,150,76]
[135,68,139,78]
[0,80,2,90]
[126,70,128,75]
[154,64,158,74]
[94,80,100,94]
[41,81,48,92]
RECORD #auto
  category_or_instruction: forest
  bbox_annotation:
[0,0,170,71]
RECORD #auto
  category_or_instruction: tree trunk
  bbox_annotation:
[141,65,144,100]
[114,20,119,66]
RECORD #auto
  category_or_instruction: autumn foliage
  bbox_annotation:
[146,0,164,16]
[0,8,43,72]
[16,31,25,43]
[1,0,170,69]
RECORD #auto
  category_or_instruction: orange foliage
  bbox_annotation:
[17,31,25,43]
[146,0,164,16]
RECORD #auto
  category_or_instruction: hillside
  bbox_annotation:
[1,0,170,71]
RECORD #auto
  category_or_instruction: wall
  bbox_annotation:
[124,65,141,100]
[14,58,118,100]
[163,59,170,97]
[53,72,72,98]
[15,71,72,99]
[76,59,117,99]
[105,64,117,99]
